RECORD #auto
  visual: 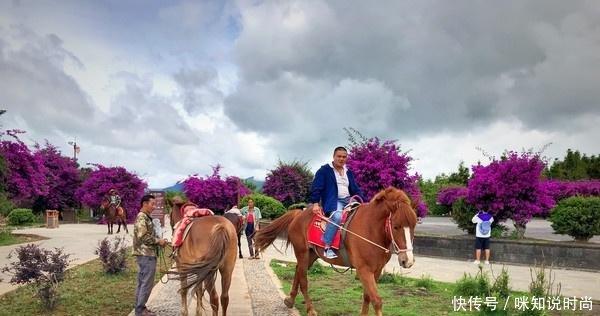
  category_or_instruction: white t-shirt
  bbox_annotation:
[472,213,494,238]
[330,163,350,198]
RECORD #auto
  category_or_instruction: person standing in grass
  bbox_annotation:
[133,194,167,316]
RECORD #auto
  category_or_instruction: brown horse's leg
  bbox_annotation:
[116,220,121,233]
[357,268,383,316]
[237,232,243,258]
[361,268,383,315]
[219,259,234,316]
[180,275,189,316]
[294,248,318,316]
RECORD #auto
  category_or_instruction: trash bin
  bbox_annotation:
[46,210,59,229]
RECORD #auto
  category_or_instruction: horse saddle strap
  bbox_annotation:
[339,208,360,268]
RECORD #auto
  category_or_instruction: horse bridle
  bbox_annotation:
[385,212,414,255]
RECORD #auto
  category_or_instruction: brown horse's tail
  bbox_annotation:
[254,209,301,252]
[169,223,230,302]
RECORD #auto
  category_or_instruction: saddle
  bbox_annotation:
[307,202,361,250]
[171,202,214,249]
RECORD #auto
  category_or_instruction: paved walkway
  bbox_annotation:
[419,217,600,243]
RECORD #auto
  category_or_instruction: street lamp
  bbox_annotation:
[67,140,80,162]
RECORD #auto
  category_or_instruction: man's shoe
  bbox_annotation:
[324,248,338,259]
[141,308,157,316]
[473,260,480,265]
[484,261,490,265]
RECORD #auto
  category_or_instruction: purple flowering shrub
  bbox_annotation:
[0,130,48,207]
[95,236,128,274]
[183,165,250,213]
[1,244,71,310]
[346,137,427,217]
[263,160,313,207]
[543,180,600,201]
[33,142,81,211]
[437,186,468,206]
[467,151,555,237]
[75,164,147,223]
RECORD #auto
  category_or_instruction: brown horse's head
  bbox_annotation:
[371,187,417,268]
[168,196,187,231]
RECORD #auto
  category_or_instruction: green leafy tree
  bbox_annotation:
[547,149,600,180]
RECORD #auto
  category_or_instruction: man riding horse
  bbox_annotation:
[310,146,365,259]
[107,188,125,217]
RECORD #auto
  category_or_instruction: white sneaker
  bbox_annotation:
[484,261,490,265]
[473,260,480,265]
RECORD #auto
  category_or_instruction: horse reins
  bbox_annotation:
[317,206,414,255]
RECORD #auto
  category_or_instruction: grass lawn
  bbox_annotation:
[0,229,46,246]
[0,248,170,315]
[270,260,593,316]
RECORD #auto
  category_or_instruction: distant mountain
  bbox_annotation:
[163,182,184,192]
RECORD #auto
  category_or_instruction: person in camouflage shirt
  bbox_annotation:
[133,194,167,316]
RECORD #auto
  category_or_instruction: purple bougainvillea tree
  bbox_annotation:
[0,130,48,207]
[345,133,427,218]
[183,165,250,213]
[263,160,313,207]
[75,164,146,222]
[33,142,81,211]
[467,151,555,238]
[437,186,468,207]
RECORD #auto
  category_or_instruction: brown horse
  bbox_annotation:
[100,198,128,234]
[170,202,238,316]
[254,187,417,316]
[223,212,245,259]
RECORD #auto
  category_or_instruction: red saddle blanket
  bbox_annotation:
[307,212,349,250]
[172,203,214,248]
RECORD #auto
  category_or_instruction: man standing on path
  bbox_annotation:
[133,194,167,316]
[310,146,364,259]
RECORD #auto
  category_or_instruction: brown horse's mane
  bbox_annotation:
[367,187,418,227]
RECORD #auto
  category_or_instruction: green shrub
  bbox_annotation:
[288,202,307,210]
[0,193,14,217]
[491,267,511,299]
[454,268,492,298]
[491,223,509,238]
[7,208,36,226]
[415,274,435,290]
[451,198,478,234]
[549,196,600,242]
[240,193,286,219]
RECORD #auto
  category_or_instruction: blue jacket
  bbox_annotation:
[310,164,364,214]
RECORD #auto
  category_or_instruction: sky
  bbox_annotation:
[1,0,599,188]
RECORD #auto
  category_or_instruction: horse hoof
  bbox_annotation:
[239,255,243,259]
[284,297,294,308]
[308,310,318,316]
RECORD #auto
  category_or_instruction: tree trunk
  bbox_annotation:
[513,222,527,239]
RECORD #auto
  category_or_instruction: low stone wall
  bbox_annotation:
[414,234,600,271]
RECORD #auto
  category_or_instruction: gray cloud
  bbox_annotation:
[226,0,600,148]
[1,25,94,136]
[173,67,224,114]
